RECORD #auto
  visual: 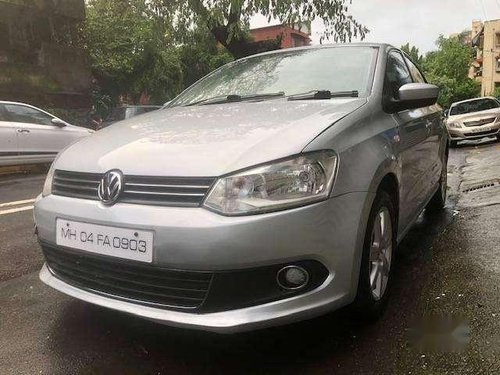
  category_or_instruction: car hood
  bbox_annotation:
[56,99,366,176]
[448,108,500,123]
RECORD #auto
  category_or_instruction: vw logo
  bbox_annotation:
[98,169,124,205]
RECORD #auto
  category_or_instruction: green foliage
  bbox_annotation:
[400,43,424,66]
[421,36,480,107]
[83,0,183,106]
[177,29,233,88]
[149,0,368,57]
[83,0,366,110]
[492,87,500,99]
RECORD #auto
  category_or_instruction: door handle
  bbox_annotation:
[16,129,30,133]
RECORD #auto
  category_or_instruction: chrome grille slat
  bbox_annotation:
[54,176,101,185]
[125,190,206,197]
[463,117,496,127]
[125,182,211,189]
[53,182,98,191]
[53,170,215,207]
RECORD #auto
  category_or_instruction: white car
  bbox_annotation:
[0,101,93,166]
[445,97,500,146]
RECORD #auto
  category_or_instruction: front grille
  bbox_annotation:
[463,117,496,127]
[463,129,499,137]
[42,244,213,309]
[52,170,216,207]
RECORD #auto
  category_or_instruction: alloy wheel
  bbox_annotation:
[369,207,393,301]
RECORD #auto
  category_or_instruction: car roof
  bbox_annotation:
[0,100,38,106]
[450,97,497,106]
[234,42,394,61]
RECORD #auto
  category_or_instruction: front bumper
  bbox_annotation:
[447,122,500,140]
[35,192,371,332]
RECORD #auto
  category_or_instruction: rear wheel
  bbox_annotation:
[426,150,448,212]
[351,191,395,321]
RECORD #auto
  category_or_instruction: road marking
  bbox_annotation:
[0,205,34,216]
[0,198,36,208]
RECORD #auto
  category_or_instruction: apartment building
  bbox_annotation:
[470,19,500,96]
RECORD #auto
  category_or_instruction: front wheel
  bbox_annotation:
[351,191,396,321]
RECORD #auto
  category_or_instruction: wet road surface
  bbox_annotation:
[1,139,500,374]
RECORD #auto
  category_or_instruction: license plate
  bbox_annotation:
[56,219,154,263]
[472,127,489,133]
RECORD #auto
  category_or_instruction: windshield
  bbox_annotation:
[170,47,377,107]
[449,98,500,116]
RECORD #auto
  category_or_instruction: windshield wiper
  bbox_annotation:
[287,90,359,101]
[185,92,285,106]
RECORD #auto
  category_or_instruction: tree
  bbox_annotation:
[177,27,233,88]
[400,43,424,66]
[422,36,480,107]
[151,0,369,58]
[83,0,183,107]
[83,0,232,110]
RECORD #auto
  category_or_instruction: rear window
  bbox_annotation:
[450,98,500,116]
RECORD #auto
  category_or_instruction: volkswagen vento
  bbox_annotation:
[34,44,448,332]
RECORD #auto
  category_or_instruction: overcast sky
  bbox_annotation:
[250,0,500,53]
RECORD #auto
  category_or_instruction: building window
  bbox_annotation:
[496,58,500,72]
[496,32,500,47]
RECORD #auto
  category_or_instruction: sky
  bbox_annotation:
[250,0,500,53]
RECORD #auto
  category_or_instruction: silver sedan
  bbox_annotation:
[445,97,500,146]
[0,101,92,166]
[34,44,448,333]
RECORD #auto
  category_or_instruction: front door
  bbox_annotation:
[3,103,66,163]
[384,50,431,232]
[0,104,19,166]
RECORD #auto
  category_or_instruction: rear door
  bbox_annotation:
[384,50,429,230]
[0,104,19,166]
[3,103,67,164]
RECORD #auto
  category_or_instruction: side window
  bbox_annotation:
[404,56,426,83]
[4,104,53,126]
[0,105,8,122]
[384,51,413,100]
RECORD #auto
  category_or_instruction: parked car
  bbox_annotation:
[101,105,161,128]
[444,97,500,146]
[34,44,447,333]
[0,101,93,167]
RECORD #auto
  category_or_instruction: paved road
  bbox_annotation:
[1,139,500,374]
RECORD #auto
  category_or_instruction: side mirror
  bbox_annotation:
[386,83,440,113]
[51,118,67,127]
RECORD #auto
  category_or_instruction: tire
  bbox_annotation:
[450,140,458,148]
[426,150,448,212]
[351,190,396,321]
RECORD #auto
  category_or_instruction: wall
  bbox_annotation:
[250,25,311,49]
[0,0,91,113]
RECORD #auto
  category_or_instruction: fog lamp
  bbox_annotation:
[277,266,309,290]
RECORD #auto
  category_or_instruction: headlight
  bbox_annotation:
[203,151,338,215]
[447,121,461,129]
[42,161,56,197]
